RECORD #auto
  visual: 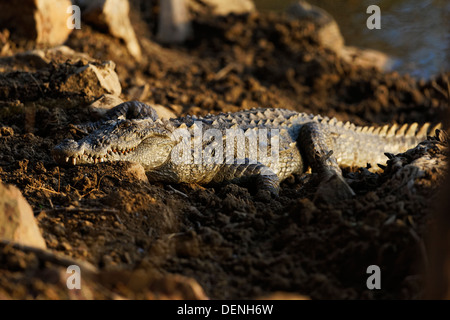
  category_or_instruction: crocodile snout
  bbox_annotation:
[52,139,82,165]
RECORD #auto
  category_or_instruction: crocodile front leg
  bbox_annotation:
[211,161,280,196]
[298,122,356,202]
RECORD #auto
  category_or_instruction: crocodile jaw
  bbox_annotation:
[52,138,139,165]
[52,116,177,167]
[52,135,175,169]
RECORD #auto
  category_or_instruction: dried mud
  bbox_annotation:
[0,9,449,299]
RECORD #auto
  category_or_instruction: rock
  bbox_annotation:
[286,1,344,52]
[0,47,122,101]
[189,0,255,16]
[88,94,124,117]
[0,0,72,45]
[317,19,345,53]
[89,96,176,120]
[0,30,12,56]
[157,0,193,44]
[0,45,100,72]
[75,0,142,61]
[286,1,393,71]
[126,84,150,101]
[60,60,122,97]
[124,162,149,184]
[157,0,254,44]
[168,104,183,114]
[0,127,14,137]
[152,104,177,120]
[36,46,93,64]
[0,183,47,249]
[149,274,209,300]
[340,46,394,72]
[1,46,92,72]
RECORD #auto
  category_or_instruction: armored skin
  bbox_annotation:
[52,101,440,200]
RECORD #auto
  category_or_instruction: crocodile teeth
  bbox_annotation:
[71,158,76,165]
[65,157,70,163]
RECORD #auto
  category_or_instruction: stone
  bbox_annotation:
[0,0,72,45]
[0,47,123,101]
[157,0,193,44]
[286,1,344,52]
[0,46,96,73]
[75,0,142,61]
[287,1,393,71]
[126,84,151,101]
[157,0,254,44]
[152,104,177,120]
[189,0,255,16]
[89,96,176,120]
[0,30,12,56]
[340,46,394,72]
[0,127,14,137]
[60,60,122,97]
[317,20,344,52]
[37,46,92,63]
[124,162,149,184]
[88,94,124,117]
[3,46,92,72]
[149,274,208,300]
[0,183,47,249]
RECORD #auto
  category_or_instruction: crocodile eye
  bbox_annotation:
[119,120,132,128]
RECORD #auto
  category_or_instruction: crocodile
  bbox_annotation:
[52,101,441,201]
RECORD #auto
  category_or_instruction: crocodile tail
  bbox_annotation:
[356,122,441,140]
[330,120,443,169]
[376,121,441,147]
[391,122,441,140]
[371,122,442,166]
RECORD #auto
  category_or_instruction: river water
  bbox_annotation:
[254,0,449,79]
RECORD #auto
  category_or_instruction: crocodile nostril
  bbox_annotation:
[52,139,82,165]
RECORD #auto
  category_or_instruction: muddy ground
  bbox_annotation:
[0,6,449,299]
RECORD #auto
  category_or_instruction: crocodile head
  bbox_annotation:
[52,117,176,170]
